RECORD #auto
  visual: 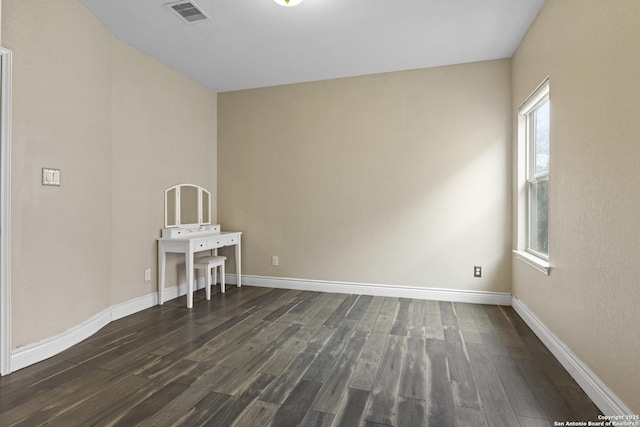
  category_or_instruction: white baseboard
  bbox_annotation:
[10,274,633,423]
[111,292,158,321]
[11,309,113,372]
[10,274,509,372]
[511,297,637,421]
[161,277,211,303]
[10,277,209,373]
[226,274,512,306]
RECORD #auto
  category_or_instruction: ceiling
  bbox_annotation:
[79,0,544,93]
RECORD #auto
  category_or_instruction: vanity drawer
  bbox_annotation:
[226,235,239,245]
[192,239,209,251]
[208,237,226,249]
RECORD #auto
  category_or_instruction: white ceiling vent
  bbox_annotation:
[166,1,209,23]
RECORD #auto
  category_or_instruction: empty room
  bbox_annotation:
[0,0,638,426]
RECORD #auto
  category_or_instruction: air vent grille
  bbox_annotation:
[166,1,209,23]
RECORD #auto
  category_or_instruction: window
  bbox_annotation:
[526,96,549,257]
[516,79,550,272]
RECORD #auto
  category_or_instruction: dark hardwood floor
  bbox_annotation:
[0,286,602,426]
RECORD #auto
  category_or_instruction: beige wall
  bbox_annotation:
[110,38,217,304]
[5,0,112,348]
[511,0,640,413]
[3,0,217,347]
[219,60,512,293]
[7,0,636,414]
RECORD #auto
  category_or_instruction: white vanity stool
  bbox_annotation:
[194,255,227,299]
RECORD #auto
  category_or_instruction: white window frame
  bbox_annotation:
[514,78,550,274]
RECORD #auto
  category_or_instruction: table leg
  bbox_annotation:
[212,248,218,284]
[186,250,194,308]
[236,238,242,288]
[158,243,166,305]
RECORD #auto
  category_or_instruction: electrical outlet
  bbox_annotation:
[144,268,151,282]
[474,266,482,278]
[272,256,279,267]
[42,168,61,186]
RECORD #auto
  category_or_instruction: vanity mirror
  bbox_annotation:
[164,183,211,228]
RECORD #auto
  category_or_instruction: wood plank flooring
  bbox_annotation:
[0,286,602,426]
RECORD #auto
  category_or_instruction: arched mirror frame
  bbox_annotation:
[164,183,211,228]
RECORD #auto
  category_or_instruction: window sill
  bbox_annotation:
[513,250,550,275]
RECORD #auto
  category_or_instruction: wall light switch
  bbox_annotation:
[42,168,61,186]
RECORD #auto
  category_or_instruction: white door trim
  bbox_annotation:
[0,47,13,375]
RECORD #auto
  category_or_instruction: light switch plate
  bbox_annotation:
[42,168,61,186]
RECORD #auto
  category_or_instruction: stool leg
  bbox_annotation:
[193,274,198,305]
[221,262,226,294]
[205,266,211,300]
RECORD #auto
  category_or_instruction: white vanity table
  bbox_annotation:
[157,184,242,308]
